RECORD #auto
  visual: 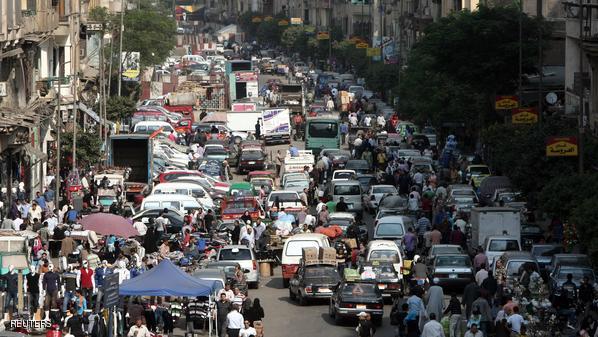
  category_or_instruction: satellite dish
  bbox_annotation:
[546,92,558,105]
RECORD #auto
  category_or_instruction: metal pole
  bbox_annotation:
[108,36,114,96]
[537,0,543,124]
[578,0,584,173]
[117,0,125,96]
[100,31,105,146]
[55,70,62,208]
[328,0,332,62]
[518,0,523,105]
[72,75,77,172]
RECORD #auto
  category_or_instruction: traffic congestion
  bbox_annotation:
[1,29,596,337]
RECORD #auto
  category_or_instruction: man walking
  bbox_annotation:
[226,304,244,337]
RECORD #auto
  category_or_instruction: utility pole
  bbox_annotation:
[537,0,543,124]
[55,71,62,208]
[72,75,77,172]
[328,0,332,62]
[578,0,584,173]
[117,0,125,96]
[99,30,105,146]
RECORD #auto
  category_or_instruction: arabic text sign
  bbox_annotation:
[122,52,140,82]
[512,108,538,124]
[546,136,578,157]
[495,95,518,110]
[231,103,257,112]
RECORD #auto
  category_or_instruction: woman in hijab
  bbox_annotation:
[240,211,252,225]
[425,280,445,322]
[246,298,264,326]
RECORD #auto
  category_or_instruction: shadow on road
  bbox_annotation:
[320,312,360,328]
[265,277,283,289]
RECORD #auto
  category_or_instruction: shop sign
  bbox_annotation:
[512,107,538,124]
[356,42,369,49]
[252,17,262,23]
[546,136,578,157]
[234,71,258,82]
[495,95,518,109]
[366,48,381,57]
[291,17,303,25]
[278,19,289,26]
[317,31,330,40]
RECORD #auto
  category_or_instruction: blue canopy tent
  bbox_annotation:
[119,259,217,297]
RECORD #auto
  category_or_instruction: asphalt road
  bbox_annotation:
[226,74,399,337]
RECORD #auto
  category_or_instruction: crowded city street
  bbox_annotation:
[1,1,598,337]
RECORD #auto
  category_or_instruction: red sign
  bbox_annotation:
[512,107,538,124]
[231,103,257,112]
[546,136,578,157]
[495,95,519,109]
[234,71,258,82]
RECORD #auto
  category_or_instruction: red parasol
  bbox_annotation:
[80,213,139,238]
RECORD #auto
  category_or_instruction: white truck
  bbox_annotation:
[261,108,291,145]
[284,150,315,174]
[470,207,521,260]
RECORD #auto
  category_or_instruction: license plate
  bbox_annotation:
[449,274,458,279]
[248,161,255,164]
[356,304,366,309]
[377,284,386,290]
[318,288,331,293]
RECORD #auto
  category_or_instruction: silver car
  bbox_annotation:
[330,180,363,215]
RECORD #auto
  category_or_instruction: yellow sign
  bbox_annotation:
[305,26,316,33]
[317,31,330,40]
[291,17,303,25]
[278,19,289,26]
[349,36,363,44]
[356,42,369,49]
[252,17,262,23]
[367,48,381,57]
[546,137,578,157]
[495,95,519,110]
[512,108,538,124]
[264,16,273,21]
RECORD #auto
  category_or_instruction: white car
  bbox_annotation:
[331,170,357,182]
[367,185,398,210]
[216,245,259,288]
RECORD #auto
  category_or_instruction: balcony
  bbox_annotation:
[563,1,598,55]
[21,8,59,37]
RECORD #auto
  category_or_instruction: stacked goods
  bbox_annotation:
[302,247,319,264]
[343,238,358,249]
[319,247,337,265]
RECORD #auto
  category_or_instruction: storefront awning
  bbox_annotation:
[24,144,47,162]
[78,102,100,123]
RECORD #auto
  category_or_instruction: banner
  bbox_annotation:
[121,52,140,82]
[366,48,381,57]
[512,107,538,124]
[546,136,578,157]
[317,31,330,40]
[356,42,368,49]
[278,19,289,26]
[495,95,518,110]
[231,103,257,112]
[234,71,258,82]
[291,17,303,25]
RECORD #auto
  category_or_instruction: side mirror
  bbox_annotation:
[243,268,250,273]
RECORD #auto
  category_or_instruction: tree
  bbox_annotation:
[119,7,176,68]
[61,130,103,168]
[105,96,136,122]
[256,19,284,45]
[399,5,551,131]
[570,196,598,262]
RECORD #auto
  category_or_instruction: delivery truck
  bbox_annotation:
[109,134,153,203]
[261,108,291,145]
[469,207,521,261]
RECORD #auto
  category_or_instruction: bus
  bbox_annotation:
[305,116,340,155]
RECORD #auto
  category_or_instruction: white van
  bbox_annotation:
[281,233,330,287]
[133,121,176,137]
[151,182,214,210]
[182,54,206,63]
[140,194,202,213]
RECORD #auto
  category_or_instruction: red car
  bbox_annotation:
[220,197,264,221]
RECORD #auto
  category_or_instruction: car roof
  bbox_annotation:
[377,215,410,223]
[329,212,355,219]
[221,245,253,250]
[285,233,328,240]
[431,244,462,249]
[332,180,361,186]
[367,240,400,249]
[371,185,396,189]
[143,194,197,201]
[500,251,536,259]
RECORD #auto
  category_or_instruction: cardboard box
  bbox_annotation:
[302,247,319,261]
[343,238,357,249]
[321,259,337,266]
[319,247,337,260]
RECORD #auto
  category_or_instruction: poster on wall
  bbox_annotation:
[246,82,259,98]
[382,39,398,64]
[121,52,140,82]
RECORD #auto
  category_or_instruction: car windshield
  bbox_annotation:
[241,151,264,160]
[488,240,520,251]
[285,240,320,256]
[334,172,354,180]
[308,122,338,138]
[304,266,339,282]
[506,261,537,276]
[379,196,408,209]
[470,166,490,175]
[285,181,309,188]
[436,256,471,267]
[225,199,256,210]
[369,250,399,262]
[206,148,227,156]
[413,165,432,173]
[270,193,299,203]
[532,246,563,257]
[219,248,252,261]
[334,185,361,195]
[431,246,462,256]
[346,161,368,170]
[373,186,397,194]
[557,268,595,281]
[453,189,475,197]
[556,256,591,267]
[375,223,405,237]
[341,283,378,297]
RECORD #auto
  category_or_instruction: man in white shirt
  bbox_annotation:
[226,304,244,337]
[464,323,484,337]
[127,319,152,337]
[475,265,489,286]
[13,217,23,231]
[364,115,372,127]
[217,283,235,301]
[349,114,358,126]
[413,171,424,186]
[507,306,527,333]
[421,313,445,337]
[133,221,147,236]
[304,213,316,227]
[376,115,385,127]
[239,320,257,337]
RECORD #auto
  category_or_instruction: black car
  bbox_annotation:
[131,209,184,234]
[237,149,266,174]
[329,281,384,325]
[521,224,545,250]
[345,160,371,174]
[358,262,403,297]
[289,264,341,305]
